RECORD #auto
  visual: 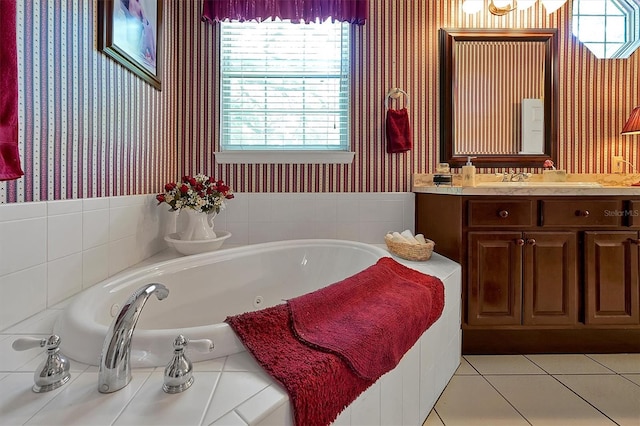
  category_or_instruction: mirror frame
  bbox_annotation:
[439,28,558,168]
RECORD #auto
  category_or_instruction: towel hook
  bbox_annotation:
[385,88,410,110]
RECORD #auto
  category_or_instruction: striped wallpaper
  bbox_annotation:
[2,0,639,202]
[454,41,546,155]
[0,0,177,203]
[175,0,639,192]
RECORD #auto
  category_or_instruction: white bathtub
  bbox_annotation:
[45,239,461,425]
[55,239,414,368]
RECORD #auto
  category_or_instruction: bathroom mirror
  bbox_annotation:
[439,28,558,168]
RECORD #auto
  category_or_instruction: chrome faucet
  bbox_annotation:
[502,170,531,182]
[511,172,531,182]
[502,169,516,182]
[98,283,169,393]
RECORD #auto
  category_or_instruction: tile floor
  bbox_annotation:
[423,354,640,426]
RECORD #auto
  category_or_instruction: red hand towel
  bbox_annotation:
[0,0,23,181]
[386,108,412,153]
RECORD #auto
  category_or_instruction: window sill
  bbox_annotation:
[214,151,355,165]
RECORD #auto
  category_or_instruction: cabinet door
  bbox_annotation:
[468,232,523,326]
[522,232,578,325]
[629,200,640,228]
[584,232,640,325]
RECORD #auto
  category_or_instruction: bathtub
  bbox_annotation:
[55,239,419,368]
[44,239,461,424]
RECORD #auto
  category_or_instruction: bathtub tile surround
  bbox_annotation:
[0,192,415,331]
[0,195,172,330]
[0,247,461,425]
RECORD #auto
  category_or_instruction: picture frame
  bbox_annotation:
[98,0,163,90]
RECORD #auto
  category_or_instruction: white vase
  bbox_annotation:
[179,209,217,241]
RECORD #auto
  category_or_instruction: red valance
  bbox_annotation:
[202,0,368,25]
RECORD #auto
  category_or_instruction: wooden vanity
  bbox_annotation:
[415,184,640,354]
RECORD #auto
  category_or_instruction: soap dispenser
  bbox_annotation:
[462,156,476,187]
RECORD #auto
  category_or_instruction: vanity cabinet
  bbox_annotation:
[468,231,577,327]
[584,231,639,325]
[416,193,640,354]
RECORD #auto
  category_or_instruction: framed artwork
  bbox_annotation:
[98,0,163,90]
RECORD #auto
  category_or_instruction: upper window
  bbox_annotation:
[572,0,640,58]
[219,19,351,156]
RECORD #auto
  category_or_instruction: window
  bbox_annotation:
[217,19,353,164]
[572,0,640,58]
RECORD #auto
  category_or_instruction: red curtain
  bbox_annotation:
[0,0,23,181]
[202,0,368,25]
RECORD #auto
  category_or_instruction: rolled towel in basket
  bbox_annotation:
[401,230,419,244]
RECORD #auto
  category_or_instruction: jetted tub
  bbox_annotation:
[55,239,410,367]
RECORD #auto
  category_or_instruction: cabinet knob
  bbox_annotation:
[526,238,537,246]
[498,210,509,218]
[629,238,640,245]
[576,210,590,217]
[515,238,525,246]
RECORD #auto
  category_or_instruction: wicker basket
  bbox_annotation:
[385,235,435,261]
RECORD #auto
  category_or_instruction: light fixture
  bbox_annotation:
[621,106,640,185]
[621,106,640,135]
[462,0,567,15]
[489,0,517,15]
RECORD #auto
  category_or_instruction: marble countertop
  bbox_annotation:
[413,173,640,196]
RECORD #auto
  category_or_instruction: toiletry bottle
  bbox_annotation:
[462,156,476,187]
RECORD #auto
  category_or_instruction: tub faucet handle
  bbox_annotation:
[163,335,213,394]
[12,335,71,393]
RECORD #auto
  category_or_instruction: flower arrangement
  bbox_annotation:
[156,174,234,214]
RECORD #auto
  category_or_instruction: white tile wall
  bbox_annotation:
[0,192,415,331]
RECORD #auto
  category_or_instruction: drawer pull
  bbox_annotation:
[576,210,590,217]
[629,238,640,245]
[498,210,509,218]
[515,238,525,246]
[526,238,537,246]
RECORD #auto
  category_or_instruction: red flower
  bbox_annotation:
[182,176,197,186]
[157,174,233,213]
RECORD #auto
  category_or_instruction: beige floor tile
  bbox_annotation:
[554,374,640,426]
[623,374,640,387]
[433,376,528,426]
[454,357,478,375]
[587,354,640,374]
[526,354,615,375]
[464,354,546,375]
[422,409,444,425]
[486,374,615,425]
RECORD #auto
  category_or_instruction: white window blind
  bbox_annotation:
[219,19,351,153]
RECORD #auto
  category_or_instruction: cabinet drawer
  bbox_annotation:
[541,200,623,227]
[468,200,535,227]
[630,201,640,228]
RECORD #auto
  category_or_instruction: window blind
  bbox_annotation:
[219,19,350,151]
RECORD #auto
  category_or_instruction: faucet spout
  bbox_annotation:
[98,283,169,393]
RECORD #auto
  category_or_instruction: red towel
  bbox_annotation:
[225,257,445,426]
[0,0,23,181]
[386,108,412,153]
[289,256,444,380]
